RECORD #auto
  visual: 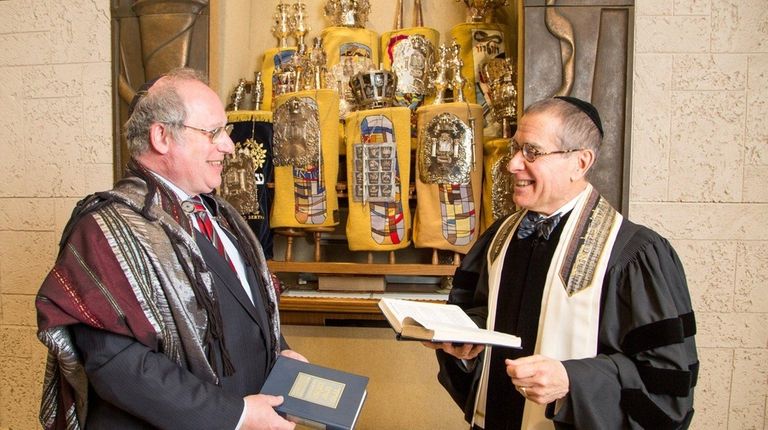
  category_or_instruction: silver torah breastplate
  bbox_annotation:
[419,112,473,184]
[273,96,321,167]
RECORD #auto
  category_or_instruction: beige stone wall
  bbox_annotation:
[0,1,114,429]
[0,0,766,429]
[632,1,768,429]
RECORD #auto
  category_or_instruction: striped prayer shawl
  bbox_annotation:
[35,162,281,430]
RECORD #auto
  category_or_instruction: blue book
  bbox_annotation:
[261,356,369,430]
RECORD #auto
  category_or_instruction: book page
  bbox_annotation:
[429,325,522,349]
[380,298,478,330]
[381,298,522,348]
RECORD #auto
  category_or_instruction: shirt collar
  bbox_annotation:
[149,172,191,203]
[149,172,222,218]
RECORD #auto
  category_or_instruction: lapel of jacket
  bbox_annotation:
[244,266,272,349]
[194,231,265,330]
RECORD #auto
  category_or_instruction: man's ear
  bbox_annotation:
[148,122,173,155]
[574,149,595,180]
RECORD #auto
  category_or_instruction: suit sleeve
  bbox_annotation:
[72,324,245,430]
[549,227,698,429]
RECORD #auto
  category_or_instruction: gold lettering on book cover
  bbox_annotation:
[289,372,345,409]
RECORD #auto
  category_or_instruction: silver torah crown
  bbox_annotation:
[324,0,371,28]
[481,57,517,125]
[456,0,509,23]
[349,69,398,110]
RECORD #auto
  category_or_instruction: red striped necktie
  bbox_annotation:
[188,196,236,272]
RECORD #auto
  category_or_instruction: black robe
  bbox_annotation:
[436,212,698,429]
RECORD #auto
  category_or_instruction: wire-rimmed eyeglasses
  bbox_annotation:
[180,123,234,143]
[509,139,583,163]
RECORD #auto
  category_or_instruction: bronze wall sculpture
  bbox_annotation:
[111,0,211,178]
[523,0,633,213]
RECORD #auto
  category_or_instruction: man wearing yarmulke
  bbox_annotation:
[426,97,698,429]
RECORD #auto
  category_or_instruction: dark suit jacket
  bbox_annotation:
[72,232,286,430]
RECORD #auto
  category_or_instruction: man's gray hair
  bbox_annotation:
[523,98,603,158]
[123,68,209,156]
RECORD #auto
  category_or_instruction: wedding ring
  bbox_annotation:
[520,386,528,397]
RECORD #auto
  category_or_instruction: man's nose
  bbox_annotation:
[218,133,235,154]
[507,149,525,173]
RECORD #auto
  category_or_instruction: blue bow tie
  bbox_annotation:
[516,211,562,240]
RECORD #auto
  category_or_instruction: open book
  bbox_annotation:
[377,298,521,349]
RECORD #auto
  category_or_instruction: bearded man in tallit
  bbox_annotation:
[426,97,698,430]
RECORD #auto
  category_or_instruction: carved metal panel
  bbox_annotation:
[523,0,633,213]
[111,0,210,179]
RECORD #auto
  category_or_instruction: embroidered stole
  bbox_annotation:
[472,184,623,429]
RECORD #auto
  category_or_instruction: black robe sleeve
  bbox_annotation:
[551,222,698,429]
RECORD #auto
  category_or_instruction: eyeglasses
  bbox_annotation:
[180,123,234,143]
[509,140,583,163]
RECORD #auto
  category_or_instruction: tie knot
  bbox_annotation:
[517,211,562,240]
[182,196,235,272]
[182,196,207,214]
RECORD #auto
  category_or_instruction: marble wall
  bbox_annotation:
[0,0,766,428]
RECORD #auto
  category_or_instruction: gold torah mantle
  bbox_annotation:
[345,106,413,251]
[413,103,484,253]
[270,89,340,228]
